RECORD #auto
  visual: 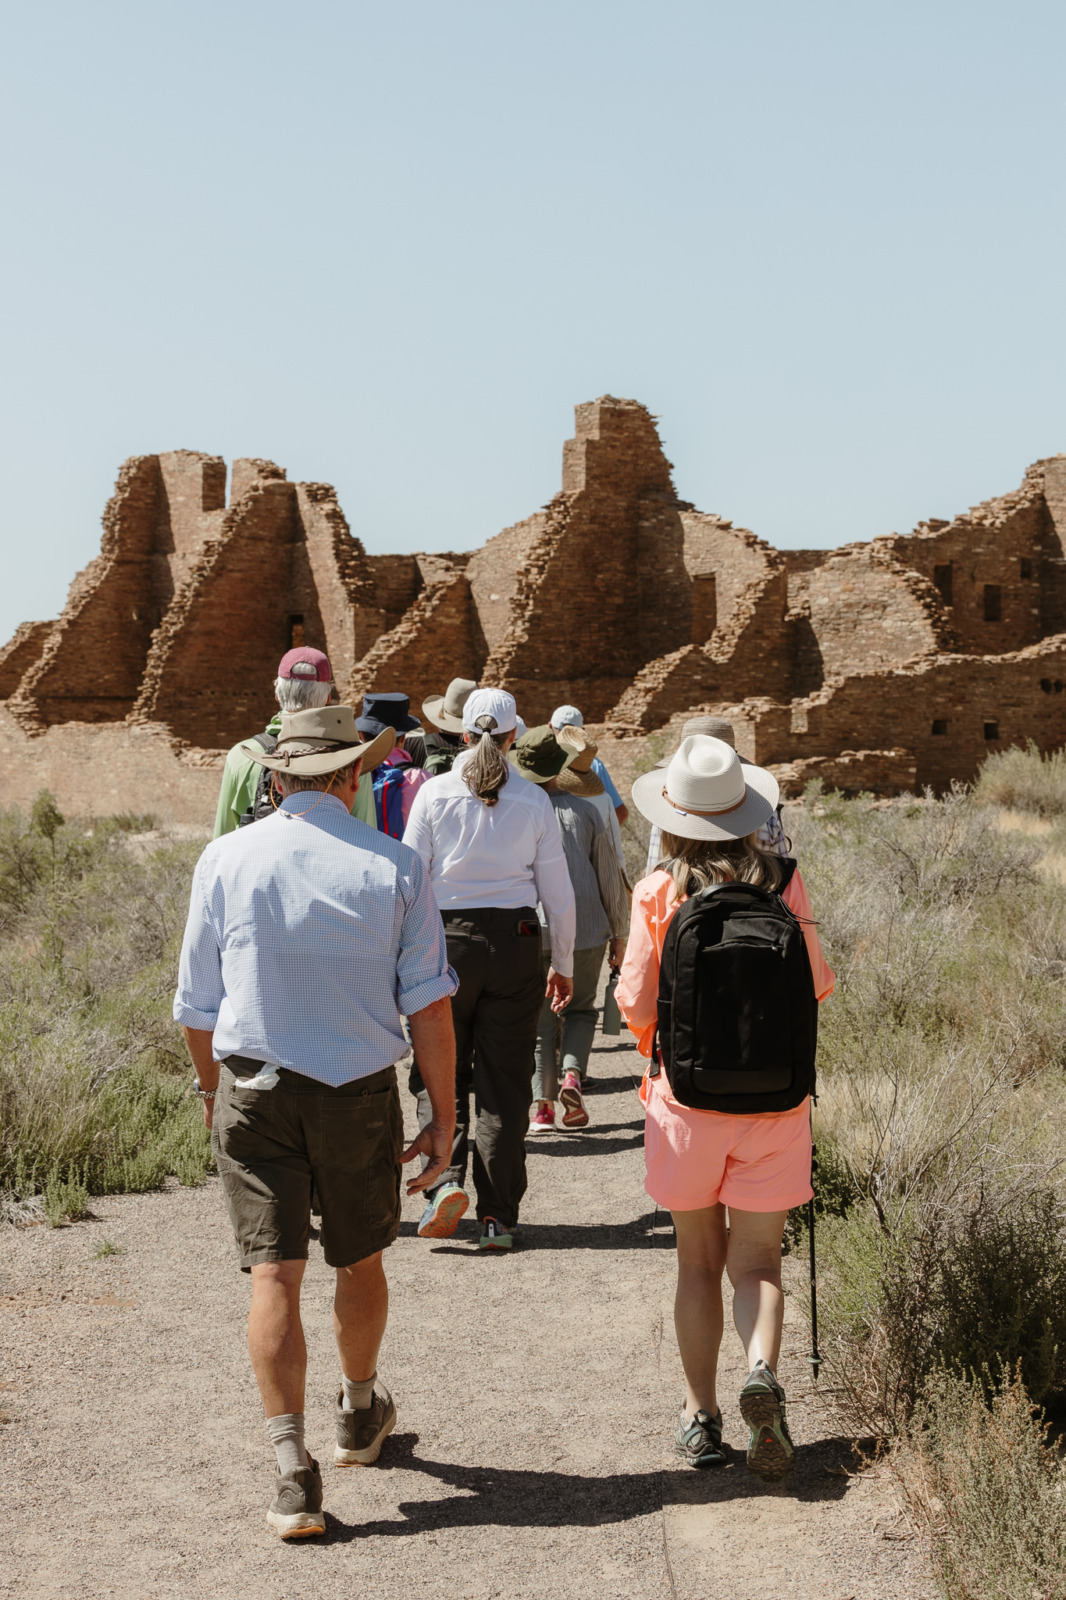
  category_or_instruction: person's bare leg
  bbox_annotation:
[333,1251,389,1382]
[248,1260,307,1416]
[725,1209,788,1372]
[671,1205,728,1416]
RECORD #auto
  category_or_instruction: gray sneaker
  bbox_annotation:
[334,1386,397,1466]
[738,1361,795,1481]
[674,1405,726,1468]
[265,1458,325,1539]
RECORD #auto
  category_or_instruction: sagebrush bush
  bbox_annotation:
[785,752,1066,1441]
[973,738,1066,817]
[814,1181,1066,1437]
[0,793,211,1219]
[890,1367,1066,1600]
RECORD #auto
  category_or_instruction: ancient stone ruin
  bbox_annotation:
[4,396,1066,800]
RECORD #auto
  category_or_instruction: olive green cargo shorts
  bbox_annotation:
[212,1059,403,1271]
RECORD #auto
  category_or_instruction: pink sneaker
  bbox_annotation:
[560,1073,589,1128]
[529,1102,555,1132]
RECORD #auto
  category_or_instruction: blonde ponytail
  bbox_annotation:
[462,715,511,807]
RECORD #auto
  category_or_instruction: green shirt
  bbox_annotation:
[212,714,378,837]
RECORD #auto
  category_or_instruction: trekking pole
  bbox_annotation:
[808,1102,821,1381]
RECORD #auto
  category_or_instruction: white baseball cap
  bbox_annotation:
[550,704,584,729]
[514,715,528,740]
[462,687,518,736]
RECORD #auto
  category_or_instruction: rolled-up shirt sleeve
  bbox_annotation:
[173,857,225,1031]
[396,852,459,1016]
[782,868,835,1001]
[532,806,576,978]
[616,873,673,1057]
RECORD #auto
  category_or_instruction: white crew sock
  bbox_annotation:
[266,1412,311,1475]
[341,1371,378,1412]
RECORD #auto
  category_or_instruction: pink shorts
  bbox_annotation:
[642,1074,813,1213]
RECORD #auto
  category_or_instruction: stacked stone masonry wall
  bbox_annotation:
[3,408,1066,809]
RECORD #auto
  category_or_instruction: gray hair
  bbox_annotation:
[275,758,360,797]
[275,675,332,712]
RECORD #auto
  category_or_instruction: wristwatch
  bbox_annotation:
[192,1080,217,1100]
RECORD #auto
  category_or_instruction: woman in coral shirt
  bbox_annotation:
[616,736,833,1480]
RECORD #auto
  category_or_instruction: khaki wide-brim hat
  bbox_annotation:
[632,735,778,842]
[422,677,478,734]
[554,726,605,798]
[241,706,395,777]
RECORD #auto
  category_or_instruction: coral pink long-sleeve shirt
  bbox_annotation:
[615,867,835,1060]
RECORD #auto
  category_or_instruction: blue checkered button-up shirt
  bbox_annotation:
[174,793,458,1086]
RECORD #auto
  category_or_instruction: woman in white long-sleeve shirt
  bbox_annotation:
[403,688,576,1251]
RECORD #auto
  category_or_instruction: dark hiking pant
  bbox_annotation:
[409,905,543,1227]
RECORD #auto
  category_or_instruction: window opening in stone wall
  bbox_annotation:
[933,564,953,604]
[931,719,948,736]
[289,615,306,648]
[984,721,999,741]
[983,584,1002,622]
[1020,558,1033,580]
[1041,679,1052,693]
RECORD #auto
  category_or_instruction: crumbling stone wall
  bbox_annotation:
[4,408,1066,802]
[0,622,52,698]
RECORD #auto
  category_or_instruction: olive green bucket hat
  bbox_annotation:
[509,724,572,785]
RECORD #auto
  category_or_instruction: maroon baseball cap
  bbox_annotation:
[277,647,332,683]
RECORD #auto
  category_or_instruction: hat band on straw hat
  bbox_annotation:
[660,785,748,819]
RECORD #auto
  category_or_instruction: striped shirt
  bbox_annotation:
[174,793,457,1086]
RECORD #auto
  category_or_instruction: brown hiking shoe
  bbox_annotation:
[334,1386,397,1465]
[265,1457,325,1539]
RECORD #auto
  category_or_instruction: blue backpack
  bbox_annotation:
[372,763,407,838]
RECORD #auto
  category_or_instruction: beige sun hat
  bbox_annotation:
[632,735,778,842]
[555,726,605,798]
[422,677,478,734]
[241,706,395,777]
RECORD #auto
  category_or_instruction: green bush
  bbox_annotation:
[0,792,211,1209]
[891,1367,1066,1600]
[813,1181,1066,1438]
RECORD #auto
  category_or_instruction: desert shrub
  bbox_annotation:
[890,1367,1066,1600]
[973,739,1066,817]
[0,793,211,1210]
[784,774,1066,1441]
[813,1178,1066,1438]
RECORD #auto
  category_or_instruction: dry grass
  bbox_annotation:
[784,766,1066,1440]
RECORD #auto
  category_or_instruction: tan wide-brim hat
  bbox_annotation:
[632,735,778,842]
[554,726,605,798]
[422,677,478,734]
[241,706,395,777]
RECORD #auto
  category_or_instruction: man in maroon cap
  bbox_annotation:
[213,649,377,836]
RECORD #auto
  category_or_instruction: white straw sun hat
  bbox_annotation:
[631,735,779,842]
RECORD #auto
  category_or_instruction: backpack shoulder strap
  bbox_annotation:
[776,858,797,894]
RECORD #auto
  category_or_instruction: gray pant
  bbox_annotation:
[410,906,543,1227]
[532,944,605,1102]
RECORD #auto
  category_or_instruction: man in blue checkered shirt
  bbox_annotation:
[174,705,458,1540]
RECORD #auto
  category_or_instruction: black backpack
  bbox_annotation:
[652,859,818,1114]
[237,732,279,827]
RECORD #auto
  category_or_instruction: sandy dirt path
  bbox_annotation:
[2,1025,933,1600]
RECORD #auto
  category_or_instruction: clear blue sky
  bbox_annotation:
[2,1,1064,644]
